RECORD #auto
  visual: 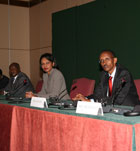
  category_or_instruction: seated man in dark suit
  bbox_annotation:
[73,50,140,106]
[1,63,34,98]
[0,69,9,90]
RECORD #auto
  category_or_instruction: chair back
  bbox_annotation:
[36,80,43,93]
[134,79,140,99]
[70,78,95,99]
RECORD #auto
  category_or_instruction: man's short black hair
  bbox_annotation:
[100,49,117,58]
[9,63,20,71]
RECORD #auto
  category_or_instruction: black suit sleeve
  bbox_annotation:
[87,71,108,101]
[5,76,27,95]
[113,70,138,105]
[0,76,9,90]
[4,73,34,97]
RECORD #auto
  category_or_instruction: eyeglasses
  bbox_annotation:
[99,57,113,64]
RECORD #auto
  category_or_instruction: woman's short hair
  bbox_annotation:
[39,53,58,69]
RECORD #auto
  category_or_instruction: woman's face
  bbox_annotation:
[41,57,54,74]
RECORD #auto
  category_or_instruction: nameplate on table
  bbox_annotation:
[30,97,48,108]
[76,101,103,116]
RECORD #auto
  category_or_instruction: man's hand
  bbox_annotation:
[0,90,4,95]
[25,91,36,98]
[72,93,90,102]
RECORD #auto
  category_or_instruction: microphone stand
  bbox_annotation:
[51,87,77,109]
[6,80,28,103]
[48,89,67,106]
[102,79,126,113]
[49,86,77,108]
[112,80,126,106]
[107,80,129,114]
[57,92,68,101]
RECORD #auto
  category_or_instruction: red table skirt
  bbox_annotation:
[0,104,14,151]
[9,106,133,151]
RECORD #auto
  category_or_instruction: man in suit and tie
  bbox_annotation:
[73,50,140,106]
[1,63,34,98]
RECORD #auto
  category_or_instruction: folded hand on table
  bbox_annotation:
[0,90,4,95]
[25,91,36,98]
[72,93,90,102]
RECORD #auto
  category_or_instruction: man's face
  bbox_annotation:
[99,51,117,74]
[9,66,19,77]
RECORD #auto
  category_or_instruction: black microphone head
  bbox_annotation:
[71,86,77,91]
[72,100,79,107]
[121,77,126,83]
[63,100,77,108]
[23,79,27,85]
[121,77,126,87]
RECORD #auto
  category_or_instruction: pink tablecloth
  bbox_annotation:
[10,106,133,151]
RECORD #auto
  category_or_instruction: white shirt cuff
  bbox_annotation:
[90,99,94,102]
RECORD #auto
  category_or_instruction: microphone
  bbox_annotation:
[23,79,27,85]
[58,92,68,101]
[15,79,28,92]
[112,77,126,106]
[6,79,28,99]
[49,86,77,107]
[58,89,67,99]
[59,85,77,107]
[120,77,126,88]
[102,77,127,113]
[49,87,77,108]
[102,77,133,115]
[61,86,78,108]
[54,86,77,102]
[49,89,67,104]
[71,86,77,91]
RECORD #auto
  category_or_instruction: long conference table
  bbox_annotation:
[0,97,140,151]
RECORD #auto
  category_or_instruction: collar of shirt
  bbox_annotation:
[13,75,18,83]
[108,66,116,86]
[46,68,55,77]
[50,68,54,74]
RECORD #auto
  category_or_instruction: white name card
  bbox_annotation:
[30,97,48,108]
[76,101,103,116]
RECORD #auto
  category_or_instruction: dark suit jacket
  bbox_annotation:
[0,75,9,90]
[88,64,140,106]
[4,72,34,98]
